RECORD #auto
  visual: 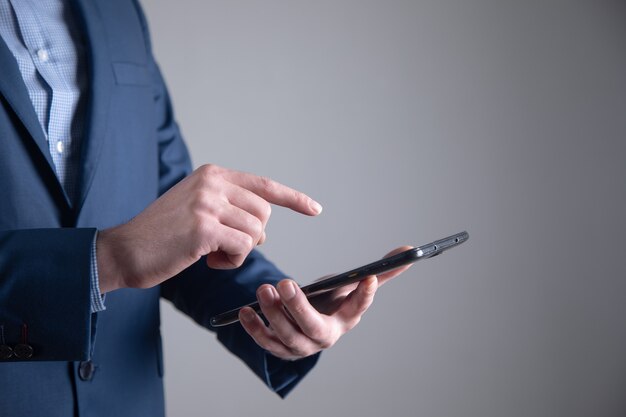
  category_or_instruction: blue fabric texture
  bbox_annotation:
[0,0,86,201]
[0,0,104,313]
[0,0,318,415]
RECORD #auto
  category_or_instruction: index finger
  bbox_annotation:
[224,171,322,216]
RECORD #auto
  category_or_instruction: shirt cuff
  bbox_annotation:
[90,232,106,313]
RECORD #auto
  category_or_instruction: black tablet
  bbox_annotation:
[210,231,469,327]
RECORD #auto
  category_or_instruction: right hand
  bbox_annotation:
[96,164,322,293]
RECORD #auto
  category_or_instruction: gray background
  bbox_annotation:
[141,1,626,416]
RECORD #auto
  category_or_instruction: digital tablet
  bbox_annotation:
[210,231,469,327]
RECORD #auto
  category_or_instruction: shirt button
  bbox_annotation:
[37,48,49,62]
[56,141,64,154]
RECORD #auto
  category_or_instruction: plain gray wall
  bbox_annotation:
[141,1,626,416]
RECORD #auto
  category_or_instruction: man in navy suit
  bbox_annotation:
[0,1,410,416]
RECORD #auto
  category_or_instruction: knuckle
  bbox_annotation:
[250,216,264,239]
[200,197,223,219]
[303,346,319,357]
[201,175,223,195]
[291,345,310,358]
[260,203,272,223]
[246,326,262,341]
[197,164,213,180]
[190,196,209,220]
[189,187,207,208]
[197,165,226,188]
[190,187,221,215]
[193,227,217,258]
[291,189,309,209]
[266,348,283,358]
[362,291,376,308]
[239,233,255,252]
[248,330,266,346]
[190,215,207,238]
[291,302,307,317]
[364,281,378,297]
[190,208,213,237]
[282,334,299,350]
[230,255,246,268]
[309,327,330,345]
[318,337,334,350]
[259,176,275,193]
[198,163,219,177]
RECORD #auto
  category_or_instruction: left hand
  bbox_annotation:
[239,246,414,360]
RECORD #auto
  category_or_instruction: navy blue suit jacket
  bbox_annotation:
[0,1,317,415]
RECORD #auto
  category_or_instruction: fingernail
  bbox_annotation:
[278,280,297,300]
[240,308,255,322]
[258,286,275,305]
[309,200,323,215]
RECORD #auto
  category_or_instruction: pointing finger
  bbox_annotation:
[224,171,322,216]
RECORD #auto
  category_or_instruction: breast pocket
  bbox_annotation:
[112,62,152,87]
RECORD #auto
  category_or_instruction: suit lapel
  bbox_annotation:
[0,0,114,212]
[71,0,113,214]
[0,37,65,197]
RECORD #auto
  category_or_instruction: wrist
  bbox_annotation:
[96,228,127,293]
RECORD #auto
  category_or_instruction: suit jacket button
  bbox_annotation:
[79,361,96,381]
[13,344,33,359]
[0,345,13,360]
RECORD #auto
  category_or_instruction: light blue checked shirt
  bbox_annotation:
[0,0,105,313]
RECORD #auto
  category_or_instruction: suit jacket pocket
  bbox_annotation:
[112,62,151,86]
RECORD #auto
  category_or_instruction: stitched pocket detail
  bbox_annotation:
[112,62,151,86]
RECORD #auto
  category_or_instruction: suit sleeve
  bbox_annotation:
[161,252,320,398]
[0,228,97,361]
[130,0,319,397]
